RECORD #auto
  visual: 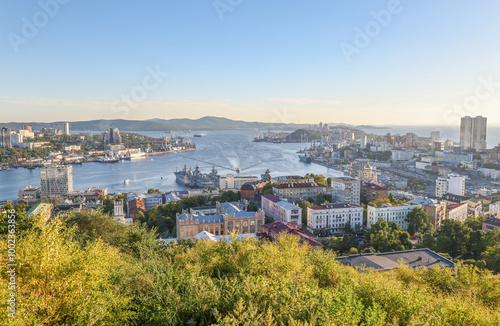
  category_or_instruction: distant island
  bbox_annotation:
[1,116,386,132]
[1,116,311,132]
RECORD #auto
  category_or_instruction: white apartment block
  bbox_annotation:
[489,202,500,218]
[307,203,363,234]
[261,194,302,228]
[40,164,73,198]
[436,173,465,197]
[331,177,360,205]
[18,130,34,138]
[367,203,421,231]
[142,193,163,210]
[10,133,24,146]
[219,174,259,190]
[447,203,468,222]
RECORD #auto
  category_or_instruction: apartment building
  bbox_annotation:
[409,197,446,229]
[361,183,388,204]
[261,194,302,228]
[436,173,465,197]
[367,203,421,231]
[219,174,259,190]
[40,164,73,198]
[331,177,361,205]
[273,182,330,202]
[446,203,468,222]
[307,203,363,234]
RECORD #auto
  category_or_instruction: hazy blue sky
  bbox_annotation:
[1,0,500,125]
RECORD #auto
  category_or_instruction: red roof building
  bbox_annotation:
[240,180,269,200]
[361,182,388,204]
[273,182,330,202]
[128,198,146,219]
[261,221,323,248]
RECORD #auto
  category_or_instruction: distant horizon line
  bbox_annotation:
[1,116,499,127]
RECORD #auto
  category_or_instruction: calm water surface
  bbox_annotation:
[0,130,339,201]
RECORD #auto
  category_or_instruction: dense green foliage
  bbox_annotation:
[364,150,392,162]
[288,129,323,141]
[2,208,500,325]
[432,218,500,263]
[364,220,412,253]
[405,207,432,236]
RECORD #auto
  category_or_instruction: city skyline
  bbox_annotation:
[2,1,500,124]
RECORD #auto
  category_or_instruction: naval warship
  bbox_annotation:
[174,164,220,188]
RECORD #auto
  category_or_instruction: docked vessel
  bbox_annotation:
[299,154,312,163]
[119,149,146,160]
[97,156,119,163]
[174,164,219,188]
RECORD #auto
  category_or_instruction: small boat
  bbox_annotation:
[193,134,202,138]
[124,179,130,185]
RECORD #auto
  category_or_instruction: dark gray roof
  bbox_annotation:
[178,214,224,223]
[335,249,455,271]
[483,217,500,227]
[191,206,216,210]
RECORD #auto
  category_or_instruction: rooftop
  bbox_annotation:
[333,176,358,182]
[361,183,387,191]
[219,202,244,215]
[483,217,500,227]
[310,203,361,210]
[276,175,305,180]
[26,203,52,219]
[447,203,466,210]
[240,183,256,190]
[178,214,224,224]
[335,248,455,271]
[274,182,325,189]
[276,200,301,210]
[262,221,323,248]
[410,197,442,207]
[262,194,281,203]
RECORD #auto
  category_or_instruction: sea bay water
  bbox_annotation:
[0,130,338,201]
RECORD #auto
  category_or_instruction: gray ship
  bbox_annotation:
[174,164,220,188]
